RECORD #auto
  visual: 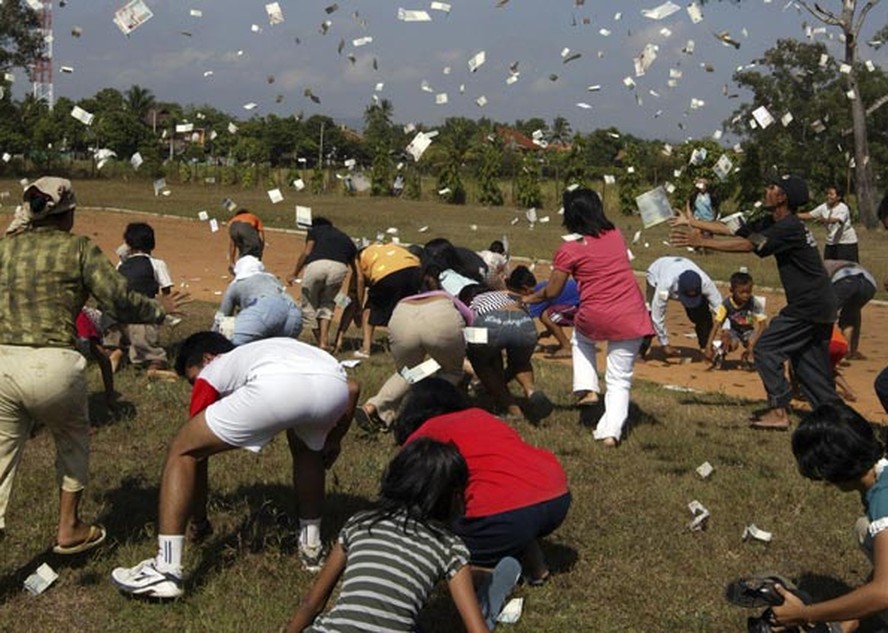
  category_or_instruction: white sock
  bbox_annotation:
[156,535,185,575]
[299,519,322,549]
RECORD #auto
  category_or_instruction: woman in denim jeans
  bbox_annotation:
[460,284,553,424]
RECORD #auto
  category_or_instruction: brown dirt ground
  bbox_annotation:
[74,207,888,423]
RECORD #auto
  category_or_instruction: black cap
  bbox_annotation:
[677,270,704,309]
[770,175,809,211]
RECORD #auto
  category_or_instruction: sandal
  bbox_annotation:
[576,392,599,407]
[354,406,387,434]
[53,524,107,555]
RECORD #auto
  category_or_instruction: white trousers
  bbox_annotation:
[571,331,642,441]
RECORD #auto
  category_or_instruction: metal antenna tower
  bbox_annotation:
[31,1,53,109]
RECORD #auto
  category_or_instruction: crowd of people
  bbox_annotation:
[1,175,888,631]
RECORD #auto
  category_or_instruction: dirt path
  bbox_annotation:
[73,207,888,423]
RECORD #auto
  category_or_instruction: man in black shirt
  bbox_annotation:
[672,175,839,429]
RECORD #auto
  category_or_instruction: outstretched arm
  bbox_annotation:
[522,269,569,304]
[286,543,347,633]
[671,227,754,253]
[670,214,734,236]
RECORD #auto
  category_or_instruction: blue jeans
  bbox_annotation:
[476,557,521,630]
[232,295,302,346]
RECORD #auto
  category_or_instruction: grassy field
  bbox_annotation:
[0,180,887,632]
[3,177,885,297]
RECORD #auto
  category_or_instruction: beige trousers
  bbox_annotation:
[0,345,90,530]
[301,259,348,330]
[367,297,466,425]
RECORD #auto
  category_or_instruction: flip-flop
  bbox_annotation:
[725,574,795,608]
[53,524,106,555]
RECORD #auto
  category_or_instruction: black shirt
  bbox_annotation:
[738,214,837,323]
[118,255,159,298]
[305,225,358,266]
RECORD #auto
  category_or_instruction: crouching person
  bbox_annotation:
[111,333,359,598]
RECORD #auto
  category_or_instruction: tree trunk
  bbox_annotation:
[843,1,878,227]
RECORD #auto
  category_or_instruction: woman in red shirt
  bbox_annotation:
[395,378,570,584]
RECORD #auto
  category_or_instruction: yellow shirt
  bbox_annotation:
[358,244,419,284]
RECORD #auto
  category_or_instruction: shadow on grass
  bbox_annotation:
[577,401,661,439]
[0,546,103,603]
[87,392,137,427]
[186,486,373,593]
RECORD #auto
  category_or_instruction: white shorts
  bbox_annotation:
[205,372,349,452]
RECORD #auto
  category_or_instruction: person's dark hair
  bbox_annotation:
[174,331,235,377]
[729,271,753,288]
[562,188,615,237]
[877,193,888,226]
[507,265,537,291]
[375,437,468,531]
[393,378,470,445]
[312,216,332,227]
[827,185,844,200]
[791,403,884,484]
[488,240,506,254]
[124,222,156,253]
[457,283,488,307]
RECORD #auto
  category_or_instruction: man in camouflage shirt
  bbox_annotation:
[0,177,186,554]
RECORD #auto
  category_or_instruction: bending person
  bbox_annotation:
[111,333,359,599]
[393,379,570,586]
[287,217,357,351]
[214,255,302,346]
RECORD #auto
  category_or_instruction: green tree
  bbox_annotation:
[370,150,393,196]
[0,1,44,77]
[725,39,873,198]
[617,144,645,216]
[124,85,156,121]
[477,140,504,206]
[561,134,588,189]
[515,154,543,209]
[709,0,886,226]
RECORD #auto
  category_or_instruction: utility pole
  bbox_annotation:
[31,1,54,109]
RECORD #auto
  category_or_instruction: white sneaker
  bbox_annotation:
[111,558,183,599]
[299,543,326,573]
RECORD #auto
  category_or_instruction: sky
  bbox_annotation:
[15,0,888,143]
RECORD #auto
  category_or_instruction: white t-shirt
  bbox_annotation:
[809,201,857,245]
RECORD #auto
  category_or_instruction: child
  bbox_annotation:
[75,307,120,412]
[768,403,887,630]
[286,438,502,633]
[112,222,176,378]
[705,271,766,369]
[508,265,579,358]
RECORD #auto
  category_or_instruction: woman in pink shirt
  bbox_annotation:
[523,188,654,447]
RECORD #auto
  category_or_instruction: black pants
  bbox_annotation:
[876,366,888,413]
[685,302,714,349]
[754,313,837,409]
[833,274,876,331]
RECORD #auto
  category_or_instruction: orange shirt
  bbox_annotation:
[229,212,264,232]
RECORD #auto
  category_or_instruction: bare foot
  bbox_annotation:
[749,408,790,430]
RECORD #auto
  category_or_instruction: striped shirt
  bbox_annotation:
[308,510,469,633]
[0,227,165,348]
[469,290,524,317]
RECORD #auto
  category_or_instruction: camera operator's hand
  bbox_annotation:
[769,584,808,628]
